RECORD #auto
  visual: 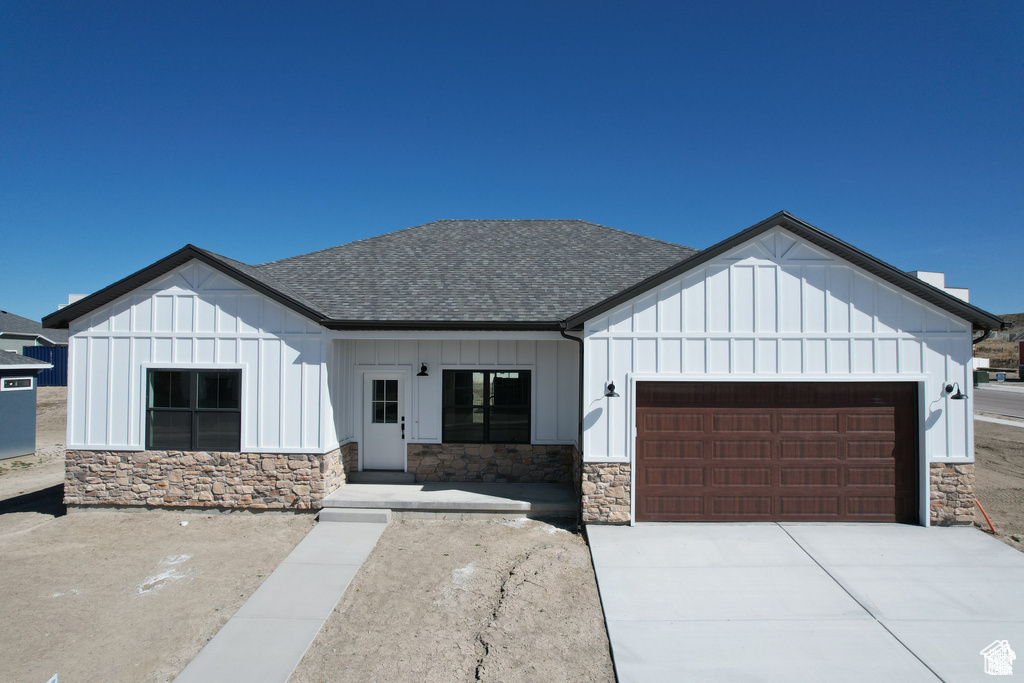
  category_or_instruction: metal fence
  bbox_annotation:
[21,345,68,386]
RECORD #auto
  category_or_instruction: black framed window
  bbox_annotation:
[442,370,530,443]
[146,369,241,451]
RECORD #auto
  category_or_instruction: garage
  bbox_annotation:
[635,381,919,523]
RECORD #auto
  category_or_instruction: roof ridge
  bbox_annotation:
[259,218,695,267]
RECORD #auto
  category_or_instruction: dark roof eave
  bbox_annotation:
[323,319,563,331]
[564,211,1006,332]
[42,245,327,329]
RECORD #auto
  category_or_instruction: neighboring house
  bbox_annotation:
[0,309,69,354]
[0,353,52,460]
[42,212,1004,525]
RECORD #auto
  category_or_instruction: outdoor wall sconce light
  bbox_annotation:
[604,381,620,398]
[417,364,429,377]
[944,382,967,400]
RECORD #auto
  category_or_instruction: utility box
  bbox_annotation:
[0,355,51,461]
[975,370,990,386]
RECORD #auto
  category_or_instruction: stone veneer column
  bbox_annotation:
[65,448,343,510]
[581,463,631,524]
[929,462,976,526]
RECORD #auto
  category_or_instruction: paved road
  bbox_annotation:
[974,386,1024,419]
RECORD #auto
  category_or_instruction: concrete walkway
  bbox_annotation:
[174,517,388,683]
[588,523,1024,682]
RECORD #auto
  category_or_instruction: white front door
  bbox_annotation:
[362,373,405,470]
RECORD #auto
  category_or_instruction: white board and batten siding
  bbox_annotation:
[583,227,974,464]
[67,261,328,453]
[333,337,579,446]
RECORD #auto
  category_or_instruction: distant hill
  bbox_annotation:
[998,313,1024,337]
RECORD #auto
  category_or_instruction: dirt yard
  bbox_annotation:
[1,388,614,682]
[974,419,1024,550]
[292,517,615,683]
[0,508,314,683]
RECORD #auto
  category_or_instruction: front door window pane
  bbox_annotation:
[371,379,399,424]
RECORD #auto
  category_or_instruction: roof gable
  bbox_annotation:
[565,211,1004,331]
[43,245,326,330]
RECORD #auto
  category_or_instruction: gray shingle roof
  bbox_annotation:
[0,351,53,368]
[0,310,68,344]
[258,220,698,324]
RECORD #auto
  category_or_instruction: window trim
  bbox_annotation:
[1,376,34,391]
[441,368,533,444]
[145,367,243,452]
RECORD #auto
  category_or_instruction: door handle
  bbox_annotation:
[401,416,405,440]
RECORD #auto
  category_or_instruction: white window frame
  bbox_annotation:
[1,376,34,391]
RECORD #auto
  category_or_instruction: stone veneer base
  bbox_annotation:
[929,462,976,526]
[406,443,574,484]
[65,444,357,510]
[581,463,631,524]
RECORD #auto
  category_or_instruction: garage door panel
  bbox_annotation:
[847,413,896,432]
[636,382,918,523]
[712,413,771,432]
[779,440,840,459]
[846,467,896,486]
[641,495,704,518]
[846,441,896,459]
[640,466,705,486]
[638,440,704,459]
[846,497,896,517]
[779,467,840,486]
[711,441,773,459]
[778,413,840,433]
[712,496,772,517]
[779,496,840,516]
[711,467,772,487]
[642,413,705,433]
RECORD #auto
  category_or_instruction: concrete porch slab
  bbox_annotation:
[322,482,576,517]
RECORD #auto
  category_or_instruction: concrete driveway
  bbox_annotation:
[588,523,1024,682]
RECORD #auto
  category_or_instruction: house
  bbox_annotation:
[980,639,1016,676]
[0,309,69,354]
[0,353,52,460]
[42,212,1004,525]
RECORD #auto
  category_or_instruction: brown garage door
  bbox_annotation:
[636,382,919,523]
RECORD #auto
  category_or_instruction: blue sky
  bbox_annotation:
[3,1,1022,322]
